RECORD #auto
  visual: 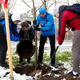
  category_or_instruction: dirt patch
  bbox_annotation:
[37,75,80,80]
[13,64,42,76]
[13,63,80,80]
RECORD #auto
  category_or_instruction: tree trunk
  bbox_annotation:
[32,0,37,70]
[0,3,2,12]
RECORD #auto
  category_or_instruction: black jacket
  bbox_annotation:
[19,26,35,41]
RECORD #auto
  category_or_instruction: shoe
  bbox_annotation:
[27,60,31,64]
[68,71,79,77]
[0,63,9,68]
[19,61,23,64]
[37,61,42,65]
[51,63,58,68]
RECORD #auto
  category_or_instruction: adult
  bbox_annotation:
[53,5,80,77]
[34,6,56,67]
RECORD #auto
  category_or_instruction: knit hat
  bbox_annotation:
[53,7,59,16]
[39,6,46,14]
[11,14,21,22]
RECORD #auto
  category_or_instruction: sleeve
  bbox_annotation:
[42,15,54,32]
[58,13,67,45]
[4,23,20,41]
[19,28,24,38]
[14,26,20,38]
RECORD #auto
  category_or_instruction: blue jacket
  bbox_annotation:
[36,12,55,37]
[0,20,20,41]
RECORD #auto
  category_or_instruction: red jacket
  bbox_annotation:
[58,10,80,45]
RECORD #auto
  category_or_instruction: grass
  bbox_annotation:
[56,50,72,63]
[5,48,80,78]
[6,49,73,67]
[43,53,51,62]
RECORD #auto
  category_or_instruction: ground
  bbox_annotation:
[0,40,79,80]
[13,63,80,80]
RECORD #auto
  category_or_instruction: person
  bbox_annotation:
[53,5,80,77]
[19,21,35,64]
[0,13,21,68]
[34,6,56,67]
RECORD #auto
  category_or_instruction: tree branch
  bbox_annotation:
[21,0,32,9]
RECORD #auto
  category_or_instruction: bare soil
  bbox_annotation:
[13,63,80,80]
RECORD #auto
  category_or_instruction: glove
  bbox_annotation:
[33,20,37,25]
[18,38,25,41]
[34,27,42,31]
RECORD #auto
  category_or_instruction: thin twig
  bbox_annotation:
[21,0,32,9]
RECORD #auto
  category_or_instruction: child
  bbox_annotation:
[19,21,35,64]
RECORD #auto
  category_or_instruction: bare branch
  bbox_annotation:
[10,0,17,13]
[41,0,44,3]
[8,0,17,13]
[21,0,32,9]
[36,1,45,12]
[47,3,54,10]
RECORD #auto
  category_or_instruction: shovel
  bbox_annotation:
[0,0,14,80]
[41,46,59,75]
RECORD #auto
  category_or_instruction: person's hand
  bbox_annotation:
[34,27,42,31]
[18,38,25,41]
[33,20,37,25]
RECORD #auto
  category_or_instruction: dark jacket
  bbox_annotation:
[58,6,80,45]
[19,26,35,41]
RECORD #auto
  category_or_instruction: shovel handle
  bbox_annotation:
[5,8,14,78]
[51,46,59,62]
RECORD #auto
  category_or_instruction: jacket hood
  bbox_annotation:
[39,6,47,14]
[59,5,68,15]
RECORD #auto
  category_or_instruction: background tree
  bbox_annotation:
[0,3,2,12]
[8,0,17,13]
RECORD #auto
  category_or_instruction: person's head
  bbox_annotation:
[21,21,29,31]
[53,7,59,18]
[11,14,21,25]
[39,6,46,18]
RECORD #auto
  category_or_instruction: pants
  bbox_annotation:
[0,34,7,64]
[38,34,55,64]
[72,30,80,72]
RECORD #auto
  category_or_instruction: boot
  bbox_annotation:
[0,63,9,68]
[27,58,31,64]
[51,63,58,68]
[68,71,79,77]
[19,57,23,64]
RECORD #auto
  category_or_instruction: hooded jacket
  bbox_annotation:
[36,12,55,37]
[58,6,80,45]
[0,19,20,41]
